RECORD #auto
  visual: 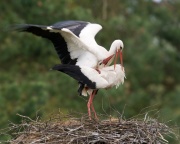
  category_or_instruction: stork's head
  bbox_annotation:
[114,40,124,52]
[99,40,124,70]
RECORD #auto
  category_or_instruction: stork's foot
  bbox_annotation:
[87,104,98,120]
[91,104,98,120]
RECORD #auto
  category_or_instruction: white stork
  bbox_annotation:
[52,64,125,119]
[13,20,124,69]
[13,20,125,119]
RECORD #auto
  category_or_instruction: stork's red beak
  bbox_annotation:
[102,50,123,70]
[102,54,114,65]
[114,49,123,70]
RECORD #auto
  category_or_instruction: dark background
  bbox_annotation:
[0,0,179,142]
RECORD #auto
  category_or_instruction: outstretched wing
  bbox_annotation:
[13,20,102,67]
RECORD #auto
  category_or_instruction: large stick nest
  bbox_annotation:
[1,113,177,144]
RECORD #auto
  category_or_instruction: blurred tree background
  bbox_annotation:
[0,0,180,142]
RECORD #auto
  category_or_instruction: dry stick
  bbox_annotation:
[16,113,37,123]
[66,125,84,132]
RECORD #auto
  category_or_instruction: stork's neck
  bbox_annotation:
[109,40,118,55]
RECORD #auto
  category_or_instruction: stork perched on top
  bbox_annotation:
[13,20,124,69]
[13,20,125,119]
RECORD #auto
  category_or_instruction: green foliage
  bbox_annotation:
[0,0,179,143]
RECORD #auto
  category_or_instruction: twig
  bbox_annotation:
[16,113,37,123]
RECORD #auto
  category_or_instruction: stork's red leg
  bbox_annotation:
[90,90,98,119]
[87,92,93,120]
[87,90,98,120]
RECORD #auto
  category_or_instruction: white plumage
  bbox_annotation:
[80,64,125,96]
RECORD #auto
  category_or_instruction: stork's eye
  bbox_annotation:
[120,46,123,50]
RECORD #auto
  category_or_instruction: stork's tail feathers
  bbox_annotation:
[78,82,85,96]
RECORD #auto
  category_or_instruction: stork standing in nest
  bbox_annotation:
[13,20,125,119]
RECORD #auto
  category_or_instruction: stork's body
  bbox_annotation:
[52,64,125,119]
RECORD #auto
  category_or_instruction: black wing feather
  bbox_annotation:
[51,20,88,37]
[52,64,96,89]
[13,21,89,64]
